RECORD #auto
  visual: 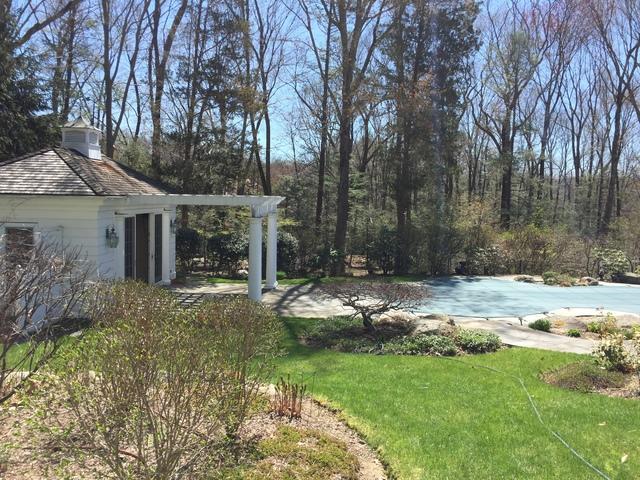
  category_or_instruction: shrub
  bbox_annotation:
[332,337,374,353]
[467,246,505,276]
[308,247,344,274]
[387,334,458,356]
[623,326,640,340]
[194,296,282,438]
[454,329,502,353]
[367,225,397,275]
[566,329,582,338]
[63,282,223,479]
[501,224,554,274]
[542,271,575,287]
[542,362,627,392]
[302,315,415,350]
[61,283,281,479]
[586,314,618,336]
[0,239,92,403]
[586,321,600,334]
[176,227,202,271]
[303,316,362,348]
[275,231,299,273]
[542,271,559,285]
[207,231,249,276]
[593,334,637,373]
[594,247,630,279]
[528,318,552,332]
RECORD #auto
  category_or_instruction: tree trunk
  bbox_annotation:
[102,0,114,157]
[315,6,332,229]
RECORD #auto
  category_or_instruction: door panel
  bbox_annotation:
[124,217,135,279]
[154,214,162,283]
[135,214,149,282]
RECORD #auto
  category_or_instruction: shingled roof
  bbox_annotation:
[0,147,170,196]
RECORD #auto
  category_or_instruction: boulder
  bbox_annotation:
[575,276,599,286]
[514,275,535,283]
[617,272,640,285]
[437,322,457,337]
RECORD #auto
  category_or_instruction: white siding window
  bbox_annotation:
[3,225,36,265]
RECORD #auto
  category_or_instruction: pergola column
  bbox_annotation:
[248,213,263,301]
[265,209,278,289]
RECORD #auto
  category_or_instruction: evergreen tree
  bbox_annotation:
[0,9,57,160]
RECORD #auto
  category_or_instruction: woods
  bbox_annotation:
[3,0,640,276]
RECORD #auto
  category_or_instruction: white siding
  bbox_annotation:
[0,196,102,274]
[0,196,177,284]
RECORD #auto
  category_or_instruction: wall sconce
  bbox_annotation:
[106,225,119,248]
[170,219,177,234]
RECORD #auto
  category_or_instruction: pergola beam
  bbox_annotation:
[118,194,284,209]
[114,194,284,302]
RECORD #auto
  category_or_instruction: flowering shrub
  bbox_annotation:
[467,246,505,275]
[593,333,638,373]
[593,247,630,279]
[586,314,618,337]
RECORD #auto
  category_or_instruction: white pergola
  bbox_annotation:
[123,194,285,301]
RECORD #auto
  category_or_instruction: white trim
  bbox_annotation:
[248,217,263,301]
[265,211,278,289]
[114,194,284,210]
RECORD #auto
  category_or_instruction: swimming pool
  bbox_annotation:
[414,277,640,317]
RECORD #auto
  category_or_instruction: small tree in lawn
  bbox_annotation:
[322,282,426,332]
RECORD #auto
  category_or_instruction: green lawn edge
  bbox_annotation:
[275,316,640,480]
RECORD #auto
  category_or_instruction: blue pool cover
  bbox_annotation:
[414,277,640,317]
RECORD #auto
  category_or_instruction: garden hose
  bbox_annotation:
[442,357,611,480]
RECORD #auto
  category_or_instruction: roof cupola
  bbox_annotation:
[61,117,102,160]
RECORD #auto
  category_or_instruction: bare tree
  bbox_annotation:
[13,0,81,48]
[588,0,640,234]
[100,0,150,157]
[148,0,190,178]
[0,233,93,403]
[329,0,389,274]
[248,0,291,195]
[291,0,334,228]
[472,0,550,229]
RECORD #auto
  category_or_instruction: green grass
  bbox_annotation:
[8,316,639,479]
[206,273,429,286]
[275,317,640,479]
[5,335,79,371]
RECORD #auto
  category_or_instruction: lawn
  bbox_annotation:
[6,316,639,479]
[205,273,428,286]
[275,317,640,479]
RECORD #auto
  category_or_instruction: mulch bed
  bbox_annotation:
[0,376,386,479]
